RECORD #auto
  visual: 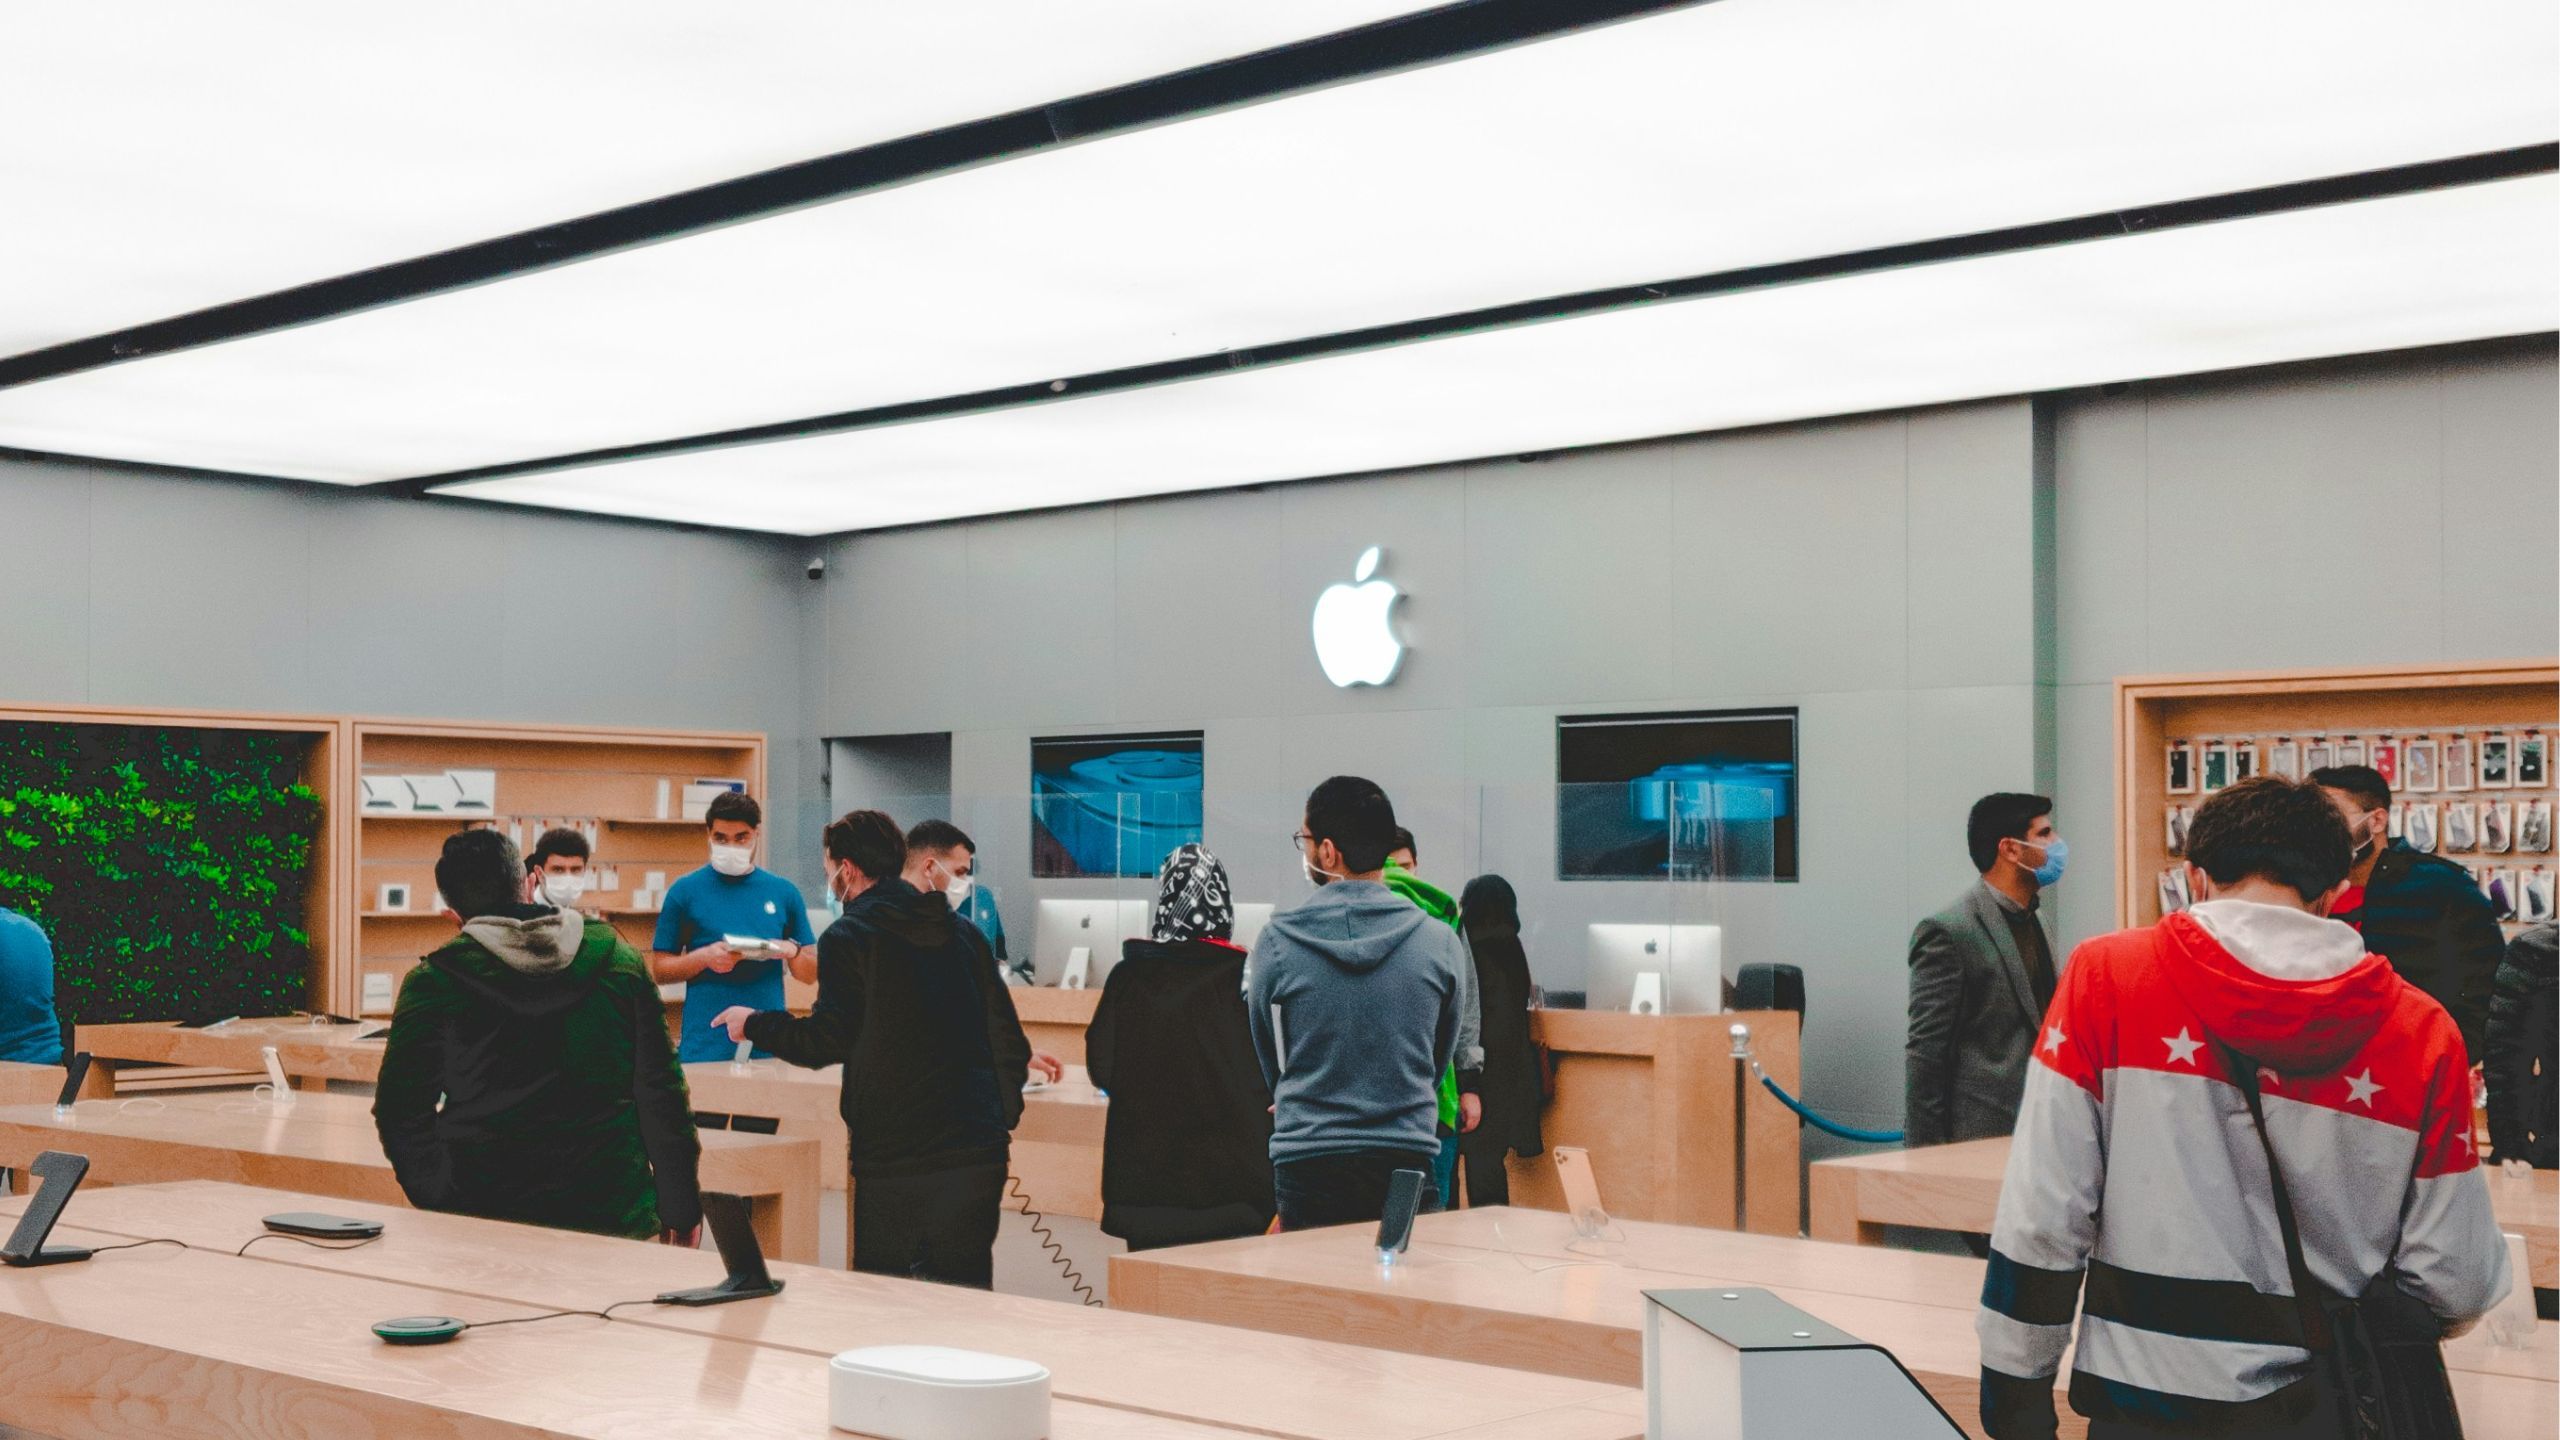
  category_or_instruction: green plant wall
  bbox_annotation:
[0,723,321,1025]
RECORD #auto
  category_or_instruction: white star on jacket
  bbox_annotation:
[2163,1028,2204,1066]
[2345,1070,2384,1107]
[2042,1025,2067,1055]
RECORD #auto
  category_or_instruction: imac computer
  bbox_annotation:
[1030,898,1151,986]
[1230,903,1275,953]
[1585,923,1724,1014]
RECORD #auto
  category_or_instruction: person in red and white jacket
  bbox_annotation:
[1978,776,2510,1439]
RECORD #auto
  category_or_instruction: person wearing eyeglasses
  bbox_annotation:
[1248,777,1468,1230]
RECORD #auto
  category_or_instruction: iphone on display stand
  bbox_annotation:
[261,1045,297,1110]
[1556,1146,1610,1240]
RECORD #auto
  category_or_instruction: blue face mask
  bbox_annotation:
[2022,836,2068,887]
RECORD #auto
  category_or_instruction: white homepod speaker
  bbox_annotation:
[828,1346,1049,1439]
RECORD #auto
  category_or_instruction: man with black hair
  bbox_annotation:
[524,826,593,912]
[1248,777,1468,1229]
[1906,793,2064,1149]
[711,810,1010,1288]
[373,828,701,1243]
[1978,777,2507,1439]
[652,791,816,1064]
[902,818,1060,1112]
[2312,763,2503,1055]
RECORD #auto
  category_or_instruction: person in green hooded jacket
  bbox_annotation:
[374,828,703,1243]
[1382,828,1480,1207]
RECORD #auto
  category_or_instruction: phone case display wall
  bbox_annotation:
[2116,661,2559,930]
[347,721,763,1016]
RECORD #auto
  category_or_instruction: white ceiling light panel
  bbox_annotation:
[0,0,1439,350]
[1,0,2550,483]
[441,175,2560,534]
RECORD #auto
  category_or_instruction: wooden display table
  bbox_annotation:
[1508,1008,1800,1234]
[1012,984,1101,1062]
[1811,1135,2560,1291]
[0,1091,817,1264]
[685,1057,1109,1262]
[79,1018,389,1093]
[1111,1206,2557,1440]
[1,1180,1644,1440]
[0,1060,75,1107]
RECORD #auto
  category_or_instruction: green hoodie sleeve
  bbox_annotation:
[608,934,702,1234]
[372,958,461,1211]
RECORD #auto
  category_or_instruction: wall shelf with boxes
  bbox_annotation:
[2115,660,2559,931]
[344,720,765,1016]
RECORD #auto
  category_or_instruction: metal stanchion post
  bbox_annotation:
[1729,1022,1753,1232]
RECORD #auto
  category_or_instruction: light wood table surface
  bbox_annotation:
[1111,1205,2558,1440]
[78,1018,389,1093]
[0,1090,818,1264]
[1811,1134,2560,1291]
[5,1180,1643,1440]
[0,1213,1251,1439]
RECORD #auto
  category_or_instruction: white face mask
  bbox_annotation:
[945,874,975,908]
[538,872,586,907]
[709,842,755,877]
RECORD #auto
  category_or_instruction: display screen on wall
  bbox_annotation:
[1031,731,1204,879]
[0,723,322,1024]
[1557,709,1798,882]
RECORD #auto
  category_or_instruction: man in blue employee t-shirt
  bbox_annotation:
[651,791,815,1065]
[0,904,66,1065]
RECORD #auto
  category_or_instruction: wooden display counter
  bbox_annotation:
[0,1090,817,1264]
[1509,1008,1800,1234]
[1,1180,1644,1440]
[1811,1135,2557,1291]
[0,1061,75,1107]
[1011,984,1101,1062]
[80,1018,387,1094]
[1111,1206,2557,1440]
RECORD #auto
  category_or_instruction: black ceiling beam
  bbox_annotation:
[0,0,1703,393]
[377,143,2557,505]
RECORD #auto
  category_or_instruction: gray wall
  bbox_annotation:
[2048,338,2560,953]
[814,400,2052,1135]
[0,453,821,886]
[809,337,2557,1138]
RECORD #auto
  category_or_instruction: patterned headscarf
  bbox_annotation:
[1151,843,1235,944]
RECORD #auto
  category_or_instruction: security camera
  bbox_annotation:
[805,556,826,580]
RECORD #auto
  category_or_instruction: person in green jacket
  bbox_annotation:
[1382,828,1480,1207]
[373,828,703,1243]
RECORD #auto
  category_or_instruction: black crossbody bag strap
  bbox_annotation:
[2223,1051,2335,1355]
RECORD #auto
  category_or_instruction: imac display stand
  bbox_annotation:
[1629,972,1665,1016]
[1059,947,1091,990]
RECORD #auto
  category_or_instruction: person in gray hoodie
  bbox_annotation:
[1249,776,1467,1230]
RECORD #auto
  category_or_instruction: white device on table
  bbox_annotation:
[829,1345,1049,1440]
[1059,947,1091,991]
[260,1045,297,1110]
[1587,923,1723,1014]
[1554,1145,1608,1240]
[1030,899,1148,986]
[731,1039,754,1072]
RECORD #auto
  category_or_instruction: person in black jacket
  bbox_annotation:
[1087,844,1274,1250]
[710,810,1008,1288]
[2485,920,2556,1170]
[2316,766,2505,1055]
[1456,875,1543,1207]
[375,829,701,1243]
[905,818,1064,1124]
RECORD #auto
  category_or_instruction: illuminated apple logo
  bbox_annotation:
[1312,546,1405,687]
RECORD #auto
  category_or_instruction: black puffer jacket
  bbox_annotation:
[745,878,1007,1179]
[1087,936,1274,1250]
[2485,921,2557,1169]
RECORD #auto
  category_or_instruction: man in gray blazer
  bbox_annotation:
[1905,793,2064,1148]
